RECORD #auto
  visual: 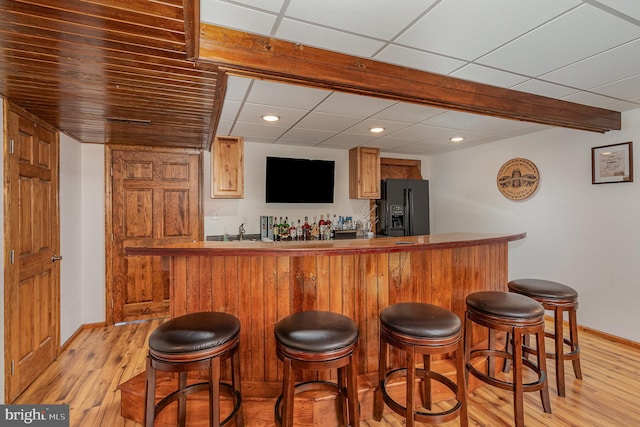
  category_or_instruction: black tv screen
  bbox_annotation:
[265,156,335,203]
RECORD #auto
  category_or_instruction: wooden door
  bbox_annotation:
[4,102,60,402]
[107,146,202,324]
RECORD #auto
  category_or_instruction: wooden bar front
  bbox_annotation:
[120,232,524,425]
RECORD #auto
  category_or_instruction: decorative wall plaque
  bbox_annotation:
[497,158,540,201]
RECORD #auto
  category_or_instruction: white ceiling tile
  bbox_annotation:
[422,111,490,129]
[236,103,307,127]
[216,120,234,135]
[225,77,252,101]
[200,0,277,34]
[278,128,336,144]
[375,45,465,75]
[540,39,640,89]
[343,118,412,136]
[275,19,386,57]
[450,64,529,88]
[396,0,581,60]
[295,112,363,132]
[372,103,445,123]
[231,121,287,139]
[601,99,640,112]
[477,4,640,76]
[316,92,395,117]
[589,74,640,101]
[393,141,458,156]
[362,137,413,151]
[385,124,450,142]
[321,133,377,147]
[561,91,626,109]
[503,124,553,139]
[246,80,330,109]
[283,0,435,40]
[460,117,546,135]
[219,100,241,121]
[594,0,640,21]
[227,0,285,14]
[511,80,580,99]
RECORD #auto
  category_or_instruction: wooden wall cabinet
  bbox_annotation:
[211,136,244,198]
[349,147,380,199]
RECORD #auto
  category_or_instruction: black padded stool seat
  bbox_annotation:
[506,279,582,397]
[465,291,551,427]
[374,302,468,427]
[274,311,360,427]
[145,312,244,427]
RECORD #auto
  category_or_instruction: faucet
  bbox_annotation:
[238,223,245,241]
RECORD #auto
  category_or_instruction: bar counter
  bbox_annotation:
[121,232,525,425]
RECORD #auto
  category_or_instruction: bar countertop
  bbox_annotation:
[124,231,526,257]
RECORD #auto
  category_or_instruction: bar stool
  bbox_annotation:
[505,278,582,396]
[374,302,468,427]
[465,291,551,427]
[144,312,244,427]
[274,311,360,427]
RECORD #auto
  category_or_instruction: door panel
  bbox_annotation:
[108,146,202,324]
[4,103,60,402]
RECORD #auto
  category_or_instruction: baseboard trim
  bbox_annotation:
[60,322,107,352]
[579,324,640,350]
[542,314,640,350]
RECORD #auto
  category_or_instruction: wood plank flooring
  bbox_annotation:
[14,318,640,426]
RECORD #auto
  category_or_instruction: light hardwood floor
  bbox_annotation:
[14,318,640,426]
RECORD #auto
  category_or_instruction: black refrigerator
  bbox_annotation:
[376,179,430,237]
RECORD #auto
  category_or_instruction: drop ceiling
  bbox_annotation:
[1,0,639,155]
[205,0,640,155]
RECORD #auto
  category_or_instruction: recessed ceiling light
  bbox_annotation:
[450,136,465,143]
[370,127,385,133]
[262,115,280,122]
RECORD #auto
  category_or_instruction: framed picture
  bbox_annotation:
[592,141,633,184]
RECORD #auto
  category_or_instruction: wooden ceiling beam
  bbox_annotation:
[198,24,621,133]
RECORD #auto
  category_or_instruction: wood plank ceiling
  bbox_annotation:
[0,0,223,149]
[0,0,621,151]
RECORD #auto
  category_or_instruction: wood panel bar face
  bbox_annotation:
[169,242,509,382]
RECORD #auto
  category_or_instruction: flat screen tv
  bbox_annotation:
[265,156,335,203]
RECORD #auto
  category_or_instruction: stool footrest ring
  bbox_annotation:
[467,349,547,392]
[380,367,462,424]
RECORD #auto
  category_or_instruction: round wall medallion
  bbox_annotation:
[497,158,540,201]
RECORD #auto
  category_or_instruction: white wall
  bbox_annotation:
[59,140,105,340]
[80,144,105,324]
[202,142,430,237]
[431,108,640,342]
[59,134,83,342]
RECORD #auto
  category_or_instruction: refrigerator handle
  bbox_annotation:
[407,188,413,235]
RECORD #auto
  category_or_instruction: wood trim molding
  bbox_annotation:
[59,322,108,353]
[198,24,621,134]
[182,0,200,61]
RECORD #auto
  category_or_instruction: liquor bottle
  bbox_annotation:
[318,215,326,240]
[281,217,290,241]
[302,217,311,240]
[296,219,302,240]
[290,220,298,241]
[325,213,332,240]
[311,216,319,240]
[273,217,280,241]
